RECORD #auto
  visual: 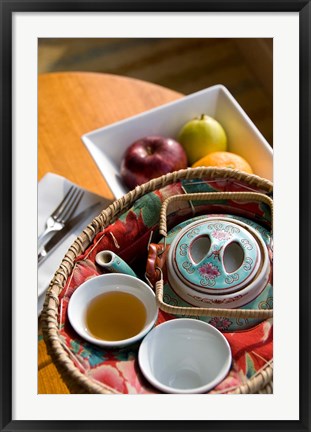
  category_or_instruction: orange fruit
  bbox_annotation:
[192,151,253,174]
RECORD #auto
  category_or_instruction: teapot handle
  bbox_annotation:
[159,191,273,237]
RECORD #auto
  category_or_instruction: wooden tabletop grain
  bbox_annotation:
[38,71,183,394]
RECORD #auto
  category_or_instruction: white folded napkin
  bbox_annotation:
[38,173,110,315]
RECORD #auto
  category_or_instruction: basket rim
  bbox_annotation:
[41,166,273,394]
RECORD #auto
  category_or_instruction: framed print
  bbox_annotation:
[1,1,310,431]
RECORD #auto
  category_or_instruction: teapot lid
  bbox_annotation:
[168,218,262,295]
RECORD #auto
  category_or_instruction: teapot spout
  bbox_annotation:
[95,250,137,277]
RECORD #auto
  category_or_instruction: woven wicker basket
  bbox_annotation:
[41,167,273,394]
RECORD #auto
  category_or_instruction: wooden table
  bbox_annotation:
[38,72,182,393]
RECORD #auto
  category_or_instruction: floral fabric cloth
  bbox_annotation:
[58,176,273,394]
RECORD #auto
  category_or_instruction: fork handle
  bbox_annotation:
[38,225,62,247]
[38,247,47,266]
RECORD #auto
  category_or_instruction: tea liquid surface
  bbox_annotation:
[85,291,146,341]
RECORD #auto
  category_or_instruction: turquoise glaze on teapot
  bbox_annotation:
[154,214,273,332]
[170,219,261,295]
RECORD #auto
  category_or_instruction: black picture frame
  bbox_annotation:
[1,1,310,431]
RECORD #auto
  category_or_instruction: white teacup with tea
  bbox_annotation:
[68,273,158,348]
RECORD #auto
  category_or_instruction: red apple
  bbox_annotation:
[120,136,188,189]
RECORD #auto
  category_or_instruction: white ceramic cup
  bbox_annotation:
[67,273,158,348]
[138,318,232,394]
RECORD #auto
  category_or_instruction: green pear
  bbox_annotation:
[178,114,227,165]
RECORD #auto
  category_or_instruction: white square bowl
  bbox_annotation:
[82,84,273,199]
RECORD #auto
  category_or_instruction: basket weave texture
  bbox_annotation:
[41,167,273,394]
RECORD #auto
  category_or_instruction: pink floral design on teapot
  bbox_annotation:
[171,219,261,295]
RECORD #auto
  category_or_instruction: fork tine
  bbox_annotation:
[60,189,84,222]
[52,185,75,219]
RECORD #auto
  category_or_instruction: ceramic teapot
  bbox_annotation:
[146,192,273,331]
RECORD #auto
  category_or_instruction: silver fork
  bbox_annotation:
[38,185,84,246]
